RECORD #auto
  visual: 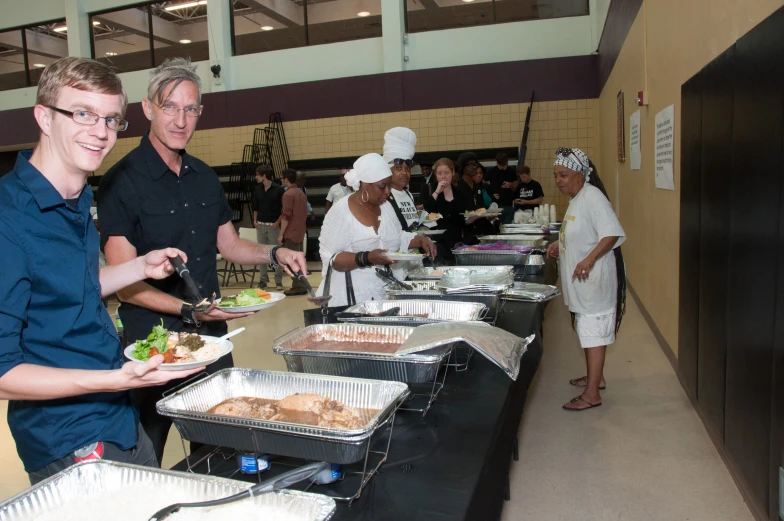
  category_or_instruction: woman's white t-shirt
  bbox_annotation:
[559,184,626,315]
[316,196,417,306]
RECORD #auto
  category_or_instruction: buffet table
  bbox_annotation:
[172,259,558,521]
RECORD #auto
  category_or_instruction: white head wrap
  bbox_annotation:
[344,153,393,191]
[382,127,417,163]
[553,147,592,182]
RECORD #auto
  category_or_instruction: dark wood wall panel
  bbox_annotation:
[678,73,702,399]
[696,46,735,439]
[724,14,784,511]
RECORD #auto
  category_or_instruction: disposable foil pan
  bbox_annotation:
[478,235,547,247]
[503,282,561,302]
[338,299,488,326]
[0,460,336,521]
[384,280,501,313]
[272,324,453,384]
[407,265,515,281]
[437,266,514,291]
[453,249,529,266]
[156,369,409,464]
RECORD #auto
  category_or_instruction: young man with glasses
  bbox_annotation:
[0,57,200,484]
[98,58,307,463]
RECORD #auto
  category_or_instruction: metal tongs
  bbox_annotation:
[170,255,214,312]
[149,461,330,521]
[375,266,413,290]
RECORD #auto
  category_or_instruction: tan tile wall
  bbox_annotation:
[98,99,598,219]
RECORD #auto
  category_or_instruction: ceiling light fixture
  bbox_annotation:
[179,39,192,44]
[462,0,475,2]
[357,11,370,16]
[261,25,273,31]
[105,52,117,56]
[33,63,46,68]
[165,1,205,11]
[54,26,68,32]
[92,21,100,26]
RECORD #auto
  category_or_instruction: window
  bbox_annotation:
[90,1,210,75]
[405,0,589,34]
[230,0,382,57]
[0,20,68,93]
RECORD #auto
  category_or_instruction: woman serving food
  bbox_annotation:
[316,153,437,306]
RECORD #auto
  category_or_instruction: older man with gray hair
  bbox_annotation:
[98,57,307,462]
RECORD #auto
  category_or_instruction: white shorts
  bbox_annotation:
[574,310,616,348]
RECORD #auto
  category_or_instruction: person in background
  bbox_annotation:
[486,152,518,224]
[455,152,485,211]
[296,171,317,222]
[279,168,309,296]
[316,153,436,306]
[0,57,200,484]
[474,164,493,208]
[324,167,353,215]
[252,165,285,290]
[383,127,419,231]
[423,158,466,263]
[99,58,307,463]
[416,162,436,209]
[514,164,544,212]
[546,147,626,412]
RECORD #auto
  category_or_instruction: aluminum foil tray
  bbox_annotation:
[156,369,409,464]
[453,249,529,266]
[407,265,515,281]
[399,322,535,380]
[437,266,514,292]
[500,225,549,235]
[384,280,501,313]
[478,235,547,247]
[338,300,488,326]
[0,460,335,521]
[273,324,453,384]
[503,282,561,302]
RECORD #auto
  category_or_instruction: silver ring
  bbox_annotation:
[582,270,586,274]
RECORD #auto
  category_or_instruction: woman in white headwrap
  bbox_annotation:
[546,147,627,411]
[316,153,437,306]
[383,127,420,231]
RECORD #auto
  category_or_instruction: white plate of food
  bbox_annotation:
[124,325,233,370]
[415,228,446,235]
[420,211,442,223]
[215,288,286,313]
[384,251,426,261]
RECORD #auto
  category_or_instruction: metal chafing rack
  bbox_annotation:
[452,248,531,266]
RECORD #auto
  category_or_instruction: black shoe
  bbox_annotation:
[283,288,307,296]
[258,285,269,290]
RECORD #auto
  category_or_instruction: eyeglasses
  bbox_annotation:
[389,158,415,168]
[47,106,129,132]
[155,102,202,118]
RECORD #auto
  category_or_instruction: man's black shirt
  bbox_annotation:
[252,183,284,223]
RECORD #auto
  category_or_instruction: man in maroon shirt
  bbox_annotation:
[278,168,309,295]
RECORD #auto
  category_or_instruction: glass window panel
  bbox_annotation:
[495,0,588,24]
[406,0,495,34]
[26,22,69,87]
[306,0,382,46]
[232,0,307,56]
[92,5,153,73]
[0,29,28,92]
[150,2,210,66]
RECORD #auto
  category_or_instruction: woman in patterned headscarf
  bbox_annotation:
[546,147,627,411]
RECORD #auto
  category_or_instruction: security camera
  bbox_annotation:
[210,64,221,78]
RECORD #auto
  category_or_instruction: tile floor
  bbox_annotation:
[0,267,755,520]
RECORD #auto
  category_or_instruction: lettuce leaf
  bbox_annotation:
[132,319,169,361]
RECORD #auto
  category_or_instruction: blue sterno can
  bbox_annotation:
[309,463,343,485]
[237,453,271,474]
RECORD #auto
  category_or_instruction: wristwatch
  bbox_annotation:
[269,245,281,270]
[181,302,201,327]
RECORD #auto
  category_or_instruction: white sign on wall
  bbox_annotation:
[629,109,641,170]
[654,104,675,190]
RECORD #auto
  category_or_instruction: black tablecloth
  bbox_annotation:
[173,258,558,521]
